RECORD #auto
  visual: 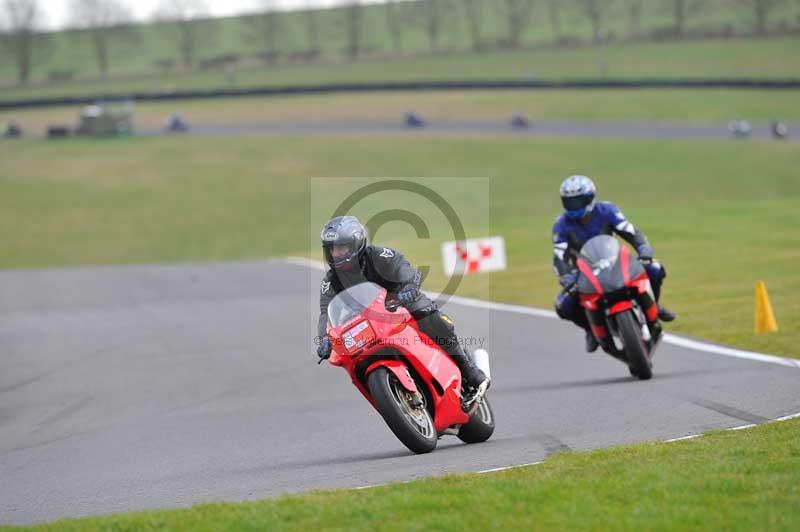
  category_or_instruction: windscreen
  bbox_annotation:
[579,235,621,266]
[327,282,382,327]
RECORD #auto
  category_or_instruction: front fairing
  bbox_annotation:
[577,235,641,295]
[326,283,469,432]
[327,284,407,365]
[593,259,626,293]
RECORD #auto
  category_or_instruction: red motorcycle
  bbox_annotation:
[575,235,662,380]
[325,282,494,454]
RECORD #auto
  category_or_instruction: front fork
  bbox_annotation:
[586,288,661,351]
[636,284,662,345]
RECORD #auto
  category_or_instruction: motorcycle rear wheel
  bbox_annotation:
[457,396,495,443]
[367,367,437,454]
[616,310,653,380]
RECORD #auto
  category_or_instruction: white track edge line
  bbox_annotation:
[477,461,544,474]
[282,257,799,368]
[664,434,702,443]
[353,412,800,487]
[773,412,800,422]
[665,411,800,443]
[661,333,800,368]
[729,423,758,431]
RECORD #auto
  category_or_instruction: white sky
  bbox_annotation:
[41,0,357,29]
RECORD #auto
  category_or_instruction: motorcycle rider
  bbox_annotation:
[315,215,489,389]
[552,175,676,353]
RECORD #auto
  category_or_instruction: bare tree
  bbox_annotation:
[545,0,562,43]
[155,0,216,69]
[578,0,612,43]
[69,0,136,76]
[739,0,787,35]
[0,0,49,84]
[463,0,484,51]
[626,0,644,38]
[502,0,535,49]
[670,0,706,36]
[242,0,283,65]
[301,2,320,57]
[384,0,405,54]
[420,0,446,52]
[343,0,362,60]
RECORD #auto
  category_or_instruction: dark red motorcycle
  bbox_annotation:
[324,282,494,454]
[575,235,662,380]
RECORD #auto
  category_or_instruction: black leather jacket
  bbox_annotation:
[317,245,422,338]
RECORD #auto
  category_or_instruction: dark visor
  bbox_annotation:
[324,243,354,264]
[562,194,593,212]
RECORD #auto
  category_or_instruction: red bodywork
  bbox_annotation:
[578,245,651,316]
[577,243,659,343]
[327,288,469,433]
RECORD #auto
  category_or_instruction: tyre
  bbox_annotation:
[367,367,437,454]
[458,396,495,443]
[616,310,652,380]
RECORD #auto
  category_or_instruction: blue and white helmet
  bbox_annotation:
[559,175,597,219]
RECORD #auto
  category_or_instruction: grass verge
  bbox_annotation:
[7,417,799,531]
[1,135,798,356]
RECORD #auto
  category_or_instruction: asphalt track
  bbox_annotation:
[141,120,798,141]
[1,259,799,525]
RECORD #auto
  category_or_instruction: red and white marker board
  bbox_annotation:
[441,236,507,275]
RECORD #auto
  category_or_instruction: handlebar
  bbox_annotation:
[385,298,401,312]
[560,254,656,296]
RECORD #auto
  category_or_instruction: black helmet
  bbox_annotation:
[321,216,367,269]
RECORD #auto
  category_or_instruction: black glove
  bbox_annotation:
[637,244,654,265]
[396,284,420,305]
[559,272,578,289]
[316,336,332,361]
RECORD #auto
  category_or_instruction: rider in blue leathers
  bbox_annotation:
[552,175,676,352]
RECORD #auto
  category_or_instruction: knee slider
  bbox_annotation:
[647,261,666,280]
[555,294,571,319]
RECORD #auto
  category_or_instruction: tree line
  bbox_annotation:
[0,0,797,84]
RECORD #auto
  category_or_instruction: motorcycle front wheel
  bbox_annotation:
[616,310,653,380]
[367,367,437,454]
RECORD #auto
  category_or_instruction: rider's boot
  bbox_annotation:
[657,305,676,322]
[584,329,600,353]
[445,342,489,390]
[650,320,663,344]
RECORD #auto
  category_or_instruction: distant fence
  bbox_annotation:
[2,79,800,110]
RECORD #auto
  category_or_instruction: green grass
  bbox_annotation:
[3,89,800,138]
[7,417,799,531]
[2,37,800,103]
[1,134,798,357]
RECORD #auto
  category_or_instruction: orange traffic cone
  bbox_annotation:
[755,281,778,334]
